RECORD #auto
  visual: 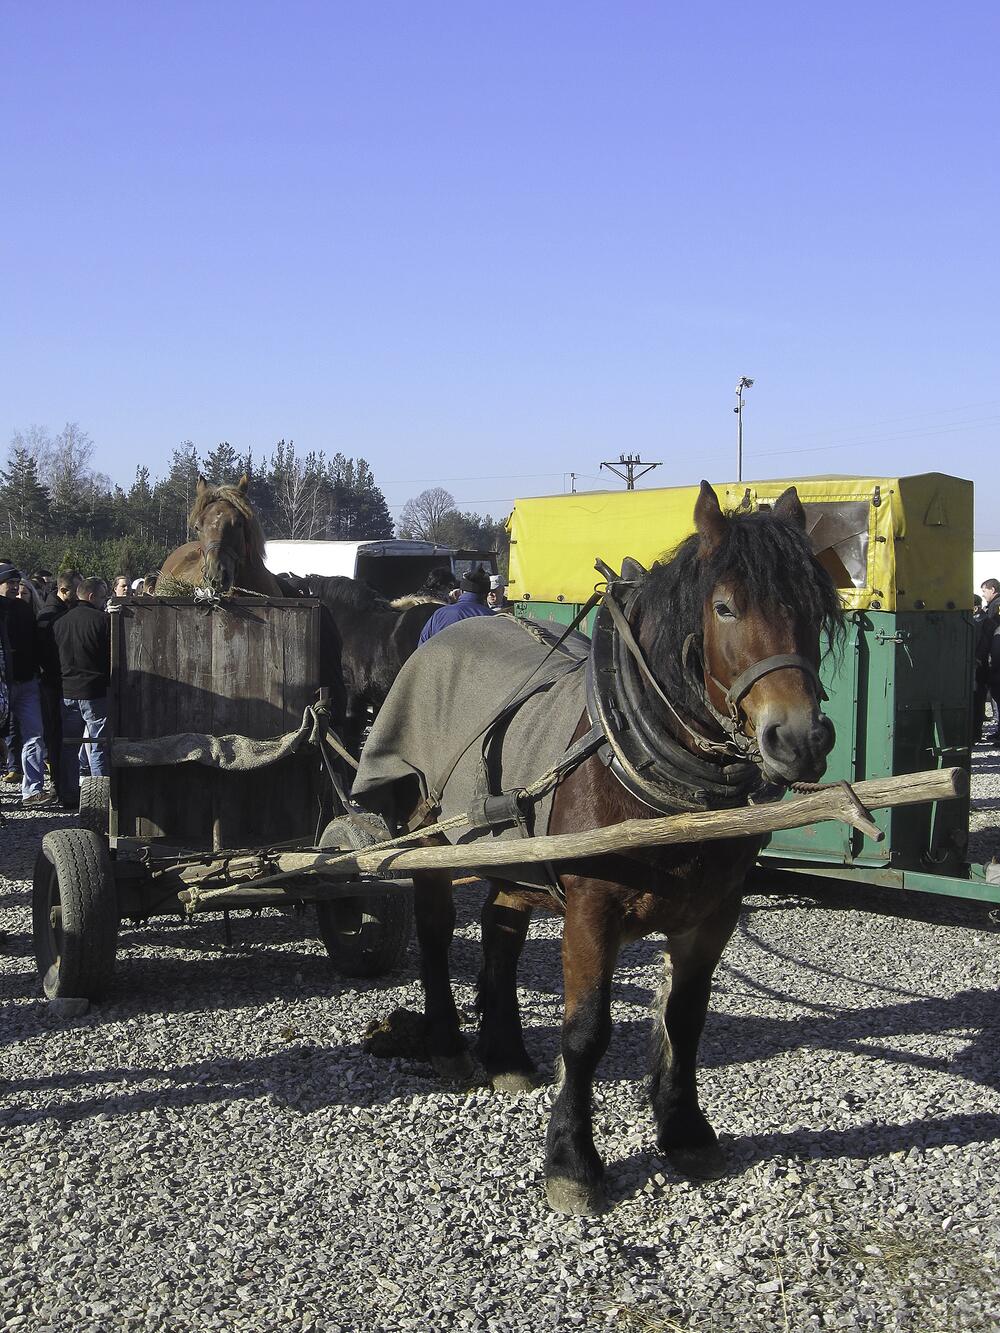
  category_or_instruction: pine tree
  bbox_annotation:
[0,445,52,542]
[202,441,240,485]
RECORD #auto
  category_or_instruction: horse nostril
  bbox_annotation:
[760,722,780,756]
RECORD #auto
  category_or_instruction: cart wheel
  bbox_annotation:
[78,776,111,839]
[32,828,119,1000]
[315,813,413,978]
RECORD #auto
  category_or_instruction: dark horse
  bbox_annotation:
[307,575,443,756]
[160,476,284,596]
[401,482,843,1213]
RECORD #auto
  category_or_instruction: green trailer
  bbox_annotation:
[507,472,996,905]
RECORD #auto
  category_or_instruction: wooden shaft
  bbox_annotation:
[334,766,965,874]
[187,767,964,895]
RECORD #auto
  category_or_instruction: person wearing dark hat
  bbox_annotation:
[417,566,494,644]
[0,562,51,806]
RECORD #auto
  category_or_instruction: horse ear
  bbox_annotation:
[693,480,726,553]
[772,485,807,530]
[196,474,209,495]
[236,474,250,494]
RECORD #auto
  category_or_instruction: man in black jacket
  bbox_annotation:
[53,577,111,807]
[0,562,50,806]
[36,572,79,803]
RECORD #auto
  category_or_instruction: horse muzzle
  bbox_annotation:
[203,543,236,594]
[756,710,835,785]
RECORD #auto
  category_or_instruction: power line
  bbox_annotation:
[750,414,1000,460]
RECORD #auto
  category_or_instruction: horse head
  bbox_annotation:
[690,480,840,784]
[189,475,261,594]
[640,481,843,786]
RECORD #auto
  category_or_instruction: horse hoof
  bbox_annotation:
[661,1143,728,1180]
[490,1071,540,1094]
[430,1051,477,1083]
[545,1177,607,1215]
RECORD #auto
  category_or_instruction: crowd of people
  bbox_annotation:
[0,565,158,809]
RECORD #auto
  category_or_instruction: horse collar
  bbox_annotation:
[586,582,764,813]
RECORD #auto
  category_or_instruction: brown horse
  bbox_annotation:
[385,482,843,1213]
[160,476,283,596]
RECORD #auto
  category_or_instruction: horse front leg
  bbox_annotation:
[651,891,741,1178]
[476,882,537,1092]
[545,893,620,1215]
[412,870,475,1081]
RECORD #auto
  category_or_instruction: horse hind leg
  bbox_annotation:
[475,882,537,1093]
[651,895,740,1179]
[413,870,476,1082]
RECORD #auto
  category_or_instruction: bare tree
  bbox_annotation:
[397,486,456,541]
[270,440,327,539]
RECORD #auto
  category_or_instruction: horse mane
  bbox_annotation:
[188,484,266,562]
[308,575,392,613]
[640,509,845,711]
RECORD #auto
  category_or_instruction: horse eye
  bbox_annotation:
[714,601,736,619]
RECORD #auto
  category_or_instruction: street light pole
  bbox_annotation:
[734,376,754,482]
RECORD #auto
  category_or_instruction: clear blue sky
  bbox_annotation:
[2,3,998,538]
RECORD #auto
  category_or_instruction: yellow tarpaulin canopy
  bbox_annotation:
[506,473,973,613]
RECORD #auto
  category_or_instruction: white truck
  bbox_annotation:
[264,538,497,600]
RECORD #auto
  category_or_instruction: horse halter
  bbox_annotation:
[680,631,827,761]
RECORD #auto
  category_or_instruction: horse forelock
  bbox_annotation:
[639,508,845,705]
[188,484,266,560]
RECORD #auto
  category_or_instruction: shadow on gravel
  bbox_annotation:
[605,1109,1000,1200]
[1,1042,437,1128]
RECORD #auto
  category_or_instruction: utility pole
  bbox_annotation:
[600,453,662,490]
[734,377,754,482]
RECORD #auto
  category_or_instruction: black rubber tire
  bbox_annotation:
[32,828,119,1000]
[315,813,413,978]
[78,776,111,839]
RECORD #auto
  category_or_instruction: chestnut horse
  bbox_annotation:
[160,476,283,596]
[398,482,844,1213]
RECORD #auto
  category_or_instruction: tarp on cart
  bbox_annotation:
[507,473,973,614]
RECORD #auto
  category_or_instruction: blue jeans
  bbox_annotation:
[8,679,46,798]
[61,696,109,804]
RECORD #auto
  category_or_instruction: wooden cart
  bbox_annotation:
[32,597,413,1000]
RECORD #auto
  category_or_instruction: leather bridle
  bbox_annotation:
[587,571,827,812]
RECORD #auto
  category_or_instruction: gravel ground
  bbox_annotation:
[2,759,1000,1333]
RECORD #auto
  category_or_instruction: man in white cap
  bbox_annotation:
[487,573,508,610]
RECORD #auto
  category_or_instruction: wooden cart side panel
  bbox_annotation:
[112,601,321,849]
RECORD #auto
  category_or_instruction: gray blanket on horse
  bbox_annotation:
[351,615,590,889]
